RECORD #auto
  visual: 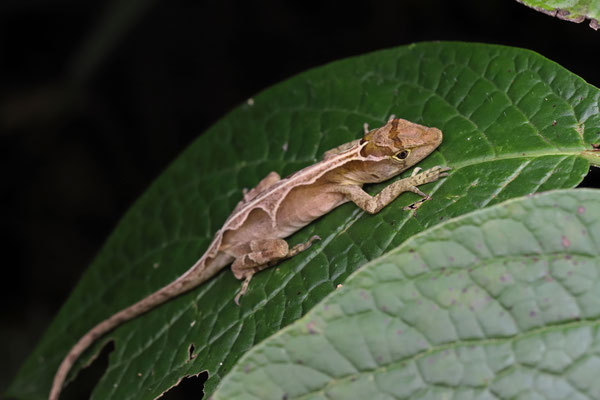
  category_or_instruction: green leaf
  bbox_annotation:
[213,189,600,400]
[7,42,600,400]
[515,0,600,30]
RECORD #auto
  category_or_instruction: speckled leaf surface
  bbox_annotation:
[213,189,600,400]
[515,0,600,29]
[7,42,600,400]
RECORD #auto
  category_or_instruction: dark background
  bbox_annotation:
[1,0,599,398]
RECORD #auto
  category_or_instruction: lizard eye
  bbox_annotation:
[392,149,410,161]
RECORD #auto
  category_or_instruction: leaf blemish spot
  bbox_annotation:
[561,235,571,248]
[578,206,585,214]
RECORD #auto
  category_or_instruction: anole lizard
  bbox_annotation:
[49,117,449,400]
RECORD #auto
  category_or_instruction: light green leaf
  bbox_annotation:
[7,42,600,400]
[214,189,600,400]
[515,0,600,30]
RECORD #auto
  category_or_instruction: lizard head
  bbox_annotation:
[359,118,443,181]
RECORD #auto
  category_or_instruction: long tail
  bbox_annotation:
[49,253,227,400]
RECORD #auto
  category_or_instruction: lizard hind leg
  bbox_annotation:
[231,235,321,304]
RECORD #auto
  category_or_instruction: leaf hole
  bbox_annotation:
[160,371,207,400]
[61,340,114,400]
[187,343,196,361]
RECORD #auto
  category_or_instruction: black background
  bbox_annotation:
[1,0,599,398]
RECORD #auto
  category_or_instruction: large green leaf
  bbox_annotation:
[213,189,600,400]
[515,0,600,30]
[7,42,600,400]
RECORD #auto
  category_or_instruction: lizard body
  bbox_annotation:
[49,117,448,400]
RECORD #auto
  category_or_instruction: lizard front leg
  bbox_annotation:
[243,171,280,201]
[336,166,450,214]
[232,171,281,213]
[230,235,320,304]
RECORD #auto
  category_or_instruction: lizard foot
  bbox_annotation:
[289,235,321,257]
[410,165,450,186]
[403,166,451,204]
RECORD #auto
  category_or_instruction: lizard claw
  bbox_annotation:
[234,274,253,305]
[403,198,427,211]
